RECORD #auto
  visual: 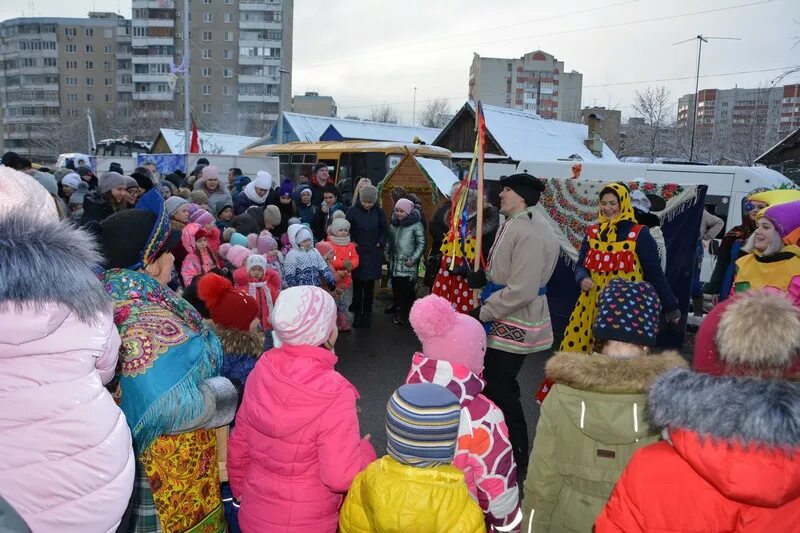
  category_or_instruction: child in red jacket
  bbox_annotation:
[327,211,359,331]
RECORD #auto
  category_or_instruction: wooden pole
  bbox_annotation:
[473,103,485,307]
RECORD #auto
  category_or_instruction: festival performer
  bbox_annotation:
[733,199,800,297]
[560,183,679,354]
[704,187,800,303]
[467,172,559,472]
[99,189,237,532]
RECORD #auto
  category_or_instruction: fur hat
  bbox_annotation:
[198,272,258,331]
[99,171,128,194]
[164,196,188,217]
[0,166,58,222]
[592,278,661,347]
[264,204,281,227]
[190,209,214,227]
[271,286,337,348]
[257,232,277,254]
[246,253,268,272]
[360,184,378,203]
[499,172,545,207]
[230,232,248,248]
[694,290,800,379]
[108,162,124,174]
[62,172,82,190]
[409,295,487,374]
[226,245,251,269]
[315,240,334,258]
[328,210,350,235]
[386,383,461,467]
[202,165,220,181]
[394,198,414,215]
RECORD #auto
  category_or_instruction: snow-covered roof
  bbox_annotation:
[158,129,260,155]
[321,120,441,144]
[756,127,800,164]
[452,102,618,162]
[414,157,459,195]
[281,112,338,142]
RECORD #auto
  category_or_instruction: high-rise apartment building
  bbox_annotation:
[676,85,798,157]
[0,14,131,161]
[469,50,583,123]
[131,0,293,137]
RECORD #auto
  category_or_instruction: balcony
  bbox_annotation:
[133,91,174,101]
[237,94,278,103]
[132,0,176,8]
[132,36,174,47]
[117,83,134,92]
[238,21,281,30]
[132,73,171,83]
[132,55,174,64]
[237,74,279,84]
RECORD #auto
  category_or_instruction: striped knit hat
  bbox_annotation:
[386,383,461,467]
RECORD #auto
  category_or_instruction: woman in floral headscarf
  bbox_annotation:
[559,182,679,353]
[99,189,238,533]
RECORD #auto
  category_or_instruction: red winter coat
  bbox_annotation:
[596,368,800,532]
[227,345,375,533]
[327,238,359,289]
[232,267,280,330]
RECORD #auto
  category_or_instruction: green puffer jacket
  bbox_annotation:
[522,350,687,533]
[386,210,425,278]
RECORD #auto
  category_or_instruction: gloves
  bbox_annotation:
[665,308,681,324]
[468,306,482,321]
[466,269,487,289]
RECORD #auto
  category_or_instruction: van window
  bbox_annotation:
[705,195,729,239]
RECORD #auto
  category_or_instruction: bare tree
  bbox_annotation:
[368,104,399,124]
[344,114,361,121]
[418,98,451,128]
[626,86,673,162]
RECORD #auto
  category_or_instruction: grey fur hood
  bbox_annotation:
[0,213,110,323]
[649,368,800,448]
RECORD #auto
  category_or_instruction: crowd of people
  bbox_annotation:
[1,148,799,532]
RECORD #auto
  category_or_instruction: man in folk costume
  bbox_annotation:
[99,189,238,533]
[468,172,559,472]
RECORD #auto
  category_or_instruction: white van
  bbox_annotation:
[485,160,795,282]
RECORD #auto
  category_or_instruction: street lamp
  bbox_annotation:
[276,66,290,144]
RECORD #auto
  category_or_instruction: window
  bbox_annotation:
[86,61,94,70]
[86,77,95,86]
[202,31,212,41]
[65,43,77,53]
[104,61,112,71]
[225,31,233,41]
[104,28,113,38]
[105,77,113,86]
[225,0,232,4]
[202,103,212,113]
[85,28,93,37]
[223,85,232,96]
[67,93,78,102]
[65,76,77,85]
[65,60,78,69]
[64,27,76,37]
[203,12,213,23]
[223,49,232,60]
[203,0,211,3]
[273,10,282,22]
[133,27,146,37]
[202,48,211,59]
[67,109,79,117]
[86,44,94,53]
[223,68,232,78]
[202,67,211,77]
[105,94,113,103]
[105,44,113,54]
[44,57,57,67]
[202,84,212,95]
[224,13,232,23]
[86,93,94,102]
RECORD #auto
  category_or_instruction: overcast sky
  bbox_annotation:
[3,0,798,124]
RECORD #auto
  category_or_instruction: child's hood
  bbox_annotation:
[247,345,357,437]
[181,222,203,252]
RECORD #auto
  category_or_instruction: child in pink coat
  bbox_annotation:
[405,294,522,531]
[227,286,375,532]
[240,254,281,331]
[181,222,222,286]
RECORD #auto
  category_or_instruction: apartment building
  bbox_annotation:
[291,91,336,117]
[131,0,293,137]
[676,85,800,148]
[468,50,583,123]
[0,14,131,161]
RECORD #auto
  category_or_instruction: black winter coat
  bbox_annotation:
[347,203,388,281]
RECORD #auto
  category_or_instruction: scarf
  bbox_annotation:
[243,181,268,204]
[103,268,223,454]
[597,182,636,242]
[248,279,274,315]
[329,234,351,246]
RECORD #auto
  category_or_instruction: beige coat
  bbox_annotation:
[480,208,559,354]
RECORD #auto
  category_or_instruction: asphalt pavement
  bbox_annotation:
[334,296,550,457]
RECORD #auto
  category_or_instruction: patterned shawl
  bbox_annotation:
[597,182,636,242]
[103,268,223,453]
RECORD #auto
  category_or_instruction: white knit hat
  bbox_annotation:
[0,166,58,222]
[246,253,268,272]
[271,286,337,348]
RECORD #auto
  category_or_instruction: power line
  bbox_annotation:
[295,0,773,69]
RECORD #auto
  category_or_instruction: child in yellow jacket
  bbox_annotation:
[339,383,485,533]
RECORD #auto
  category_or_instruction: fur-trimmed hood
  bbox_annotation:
[546,351,688,394]
[0,213,110,323]
[649,368,800,506]
[213,324,264,358]
[467,203,500,237]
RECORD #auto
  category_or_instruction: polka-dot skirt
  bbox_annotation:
[431,256,477,313]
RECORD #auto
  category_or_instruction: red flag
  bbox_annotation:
[189,120,200,154]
